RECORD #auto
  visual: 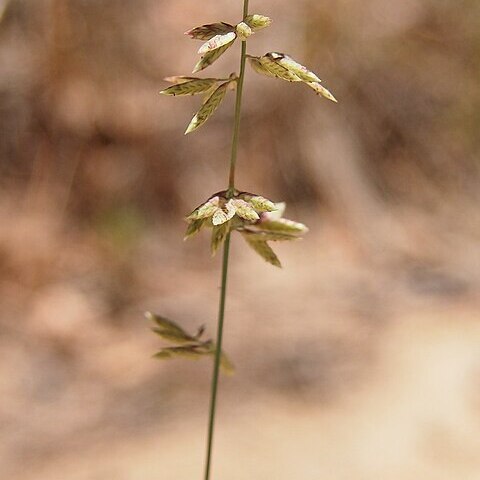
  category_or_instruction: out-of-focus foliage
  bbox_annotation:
[0,1,479,479]
[0,0,479,217]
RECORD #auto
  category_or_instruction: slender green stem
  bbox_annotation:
[228,9,249,193]
[243,0,250,17]
[204,2,249,480]
[203,232,231,480]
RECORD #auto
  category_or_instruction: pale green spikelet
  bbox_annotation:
[184,218,206,240]
[235,22,253,41]
[204,342,235,375]
[152,328,196,345]
[185,22,235,40]
[193,43,233,73]
[229,199,259,221]
[240,231,299,242]
[156,345,206,360]
[247,53,338,101]
[242,233,282,267]
[264,201,286,219]
[163,75,199,84]
[258,218,309,235]
[248,195,277,212]
[268,52,322,83]
[211,222,230,255]
[202,85,219,100]
[219,352,235,375]
[147,313,197,344]
[148,312,235,374]
[146,312,186,335]
[258,55,302,82]
[247,55,276,78]
[185,82,229,134]
[244,14,272,31]
[306,82,338,102]
[187,196,220,220]
[160,78,220,96]
[212,200,236,225]
[198,32,237,55]
[153,351,172,359]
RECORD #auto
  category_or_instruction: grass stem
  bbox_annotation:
[204,2,249,479]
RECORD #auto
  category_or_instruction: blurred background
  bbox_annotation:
[1,0,480,478]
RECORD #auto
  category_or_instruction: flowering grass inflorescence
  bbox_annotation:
[185,190,308,265]
[149,3,336,479]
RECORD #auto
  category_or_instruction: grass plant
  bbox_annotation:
[148,2,336,478]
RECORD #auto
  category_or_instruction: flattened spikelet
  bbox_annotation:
[146,312,189,337]
[185,83,228,134]
[248,55,276,78]
[258,218,309,235]
[187,196,220,220]
[268,52,322,83]
[241,231,298,242]
[242,234,282,267]
[212,201,236,225]
[249,196,276,212]
[184,219,206,240]
[260,55,302,82]
[244,14,272,31]
[235,22,253,41]
[229,199,259,221]
[306,82,338,102]
[185,22,235,40]
[211,223,229,256]
[160,78,219,96]
[193,43,233,73]
[198,32,236,55]
[163,76,198,84]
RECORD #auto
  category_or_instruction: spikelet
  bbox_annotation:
[185,83,229,134]
[211,223,230,255]
[187,196,220,220]
[193,43,234,73]
[198,32,237,55]
[258,55,302,82]
[247,55,276,78]
[160,78,219,96]
[185,22,235,40]
[267,52,321,83]
[306,82,338,102]
[184,219,206,240]
[212,200,236,225]
[235,22,253,41]
[242,234,282,268]
[257,218,309,235]
[244,14,272,31]
[228,199,260,221]
[248,196,277,212]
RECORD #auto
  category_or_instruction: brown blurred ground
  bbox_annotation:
[1,0,479,479]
